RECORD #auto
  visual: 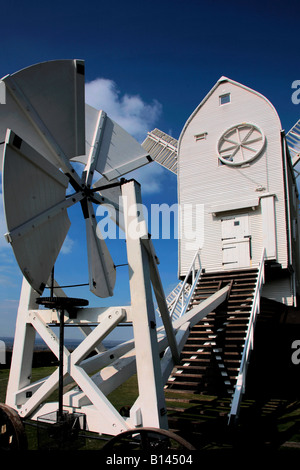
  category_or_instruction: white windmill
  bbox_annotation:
[142,80,300,426]
[0,60,229,450]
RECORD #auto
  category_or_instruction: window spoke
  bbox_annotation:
[218,123,265,166]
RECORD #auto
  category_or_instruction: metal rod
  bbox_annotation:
[58,308,64,421]
[50,267,54,298]
[46,283,89,289]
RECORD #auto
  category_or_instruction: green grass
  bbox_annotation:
[0,366,139,450]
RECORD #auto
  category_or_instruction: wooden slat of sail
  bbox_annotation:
[286,119,300,175]
[0,60,85,170]
[2,130,70,295]
[142,128,178,174]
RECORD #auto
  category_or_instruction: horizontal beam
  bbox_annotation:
[36,306,131,324]
[172,284,230,331]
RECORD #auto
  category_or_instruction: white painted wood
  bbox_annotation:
[5,279,37,408]
[6,273,229,433]
[177,76,298,306]
[71,364,129,435]
[260,195,276,259]
[92,176,125,232]
[221,214,251,268]
[221,214,249,240]
[228,249,265,422]
[2,130,71,294]
[85,200,116,297]
[71,309,125,365]
[39,305,130,325]
[73,104,150,180]
[66,349,137,408]
[84,108,107,187]
[0,60,85,173]
[141,237,179,363]
[122,180,168,430]
[172,284,230,330]
[210,197,259,214]
[286,119,300,165]
[222,240,250,268]
[142,128,178,174]
[0,79,5,103]
[161,322,190,384]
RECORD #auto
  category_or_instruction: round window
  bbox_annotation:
[218,123,265,166]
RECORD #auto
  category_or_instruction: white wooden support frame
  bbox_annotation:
[121,179,169,430]
[6,277,230,436]
[5,178,231,437]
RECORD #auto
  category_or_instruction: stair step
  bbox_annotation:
[182,344,215,349]
[201,272,257,281]
[175,365,240,375]
[181,350,242,357]
[227,310,251,315]
[176,365,208,371]
[229,294,255,300]
[167,267,261,408]
[167,380,203,386]
[227,318,249,322]
[173,372,206,379]
[230,288,256,294]
[179,357,212,363]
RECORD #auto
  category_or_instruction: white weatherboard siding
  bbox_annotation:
[178,78,288,277]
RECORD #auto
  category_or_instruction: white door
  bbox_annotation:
[221,214,251,268]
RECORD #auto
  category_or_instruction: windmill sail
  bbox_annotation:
[0,60,154,301]
[2,130,71,295]
[0,60,85,171]
[72,104,152,180]
[286,119,300,181]
[141,128,178,174]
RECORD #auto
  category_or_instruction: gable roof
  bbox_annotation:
[178,76,281,148]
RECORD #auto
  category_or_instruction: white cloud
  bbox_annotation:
[85,78,162,142]
[85,77,171,194]
[61,235,75,255]
[127,163,167,194]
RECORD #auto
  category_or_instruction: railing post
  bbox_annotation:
[169,248,201,320]
[228,248,265,424]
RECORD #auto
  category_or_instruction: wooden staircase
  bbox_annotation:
[166,268,259,399]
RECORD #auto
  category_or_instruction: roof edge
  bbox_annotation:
[178,76,281,148]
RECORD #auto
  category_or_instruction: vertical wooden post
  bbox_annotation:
[6,278,38,407]
[122,180,168,429]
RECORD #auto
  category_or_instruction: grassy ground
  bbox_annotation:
[0,366,139,450]
[1,365,300,452]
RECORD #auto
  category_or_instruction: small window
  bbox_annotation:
[219,93,231,105]
[194,132,207,141]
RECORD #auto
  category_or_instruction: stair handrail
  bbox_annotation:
[169,248,202,321]
[228,248,266,424]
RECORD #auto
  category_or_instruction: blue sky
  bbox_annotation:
[0,0,299,340]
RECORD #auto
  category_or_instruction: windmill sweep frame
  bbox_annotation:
[1,60,231,439]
